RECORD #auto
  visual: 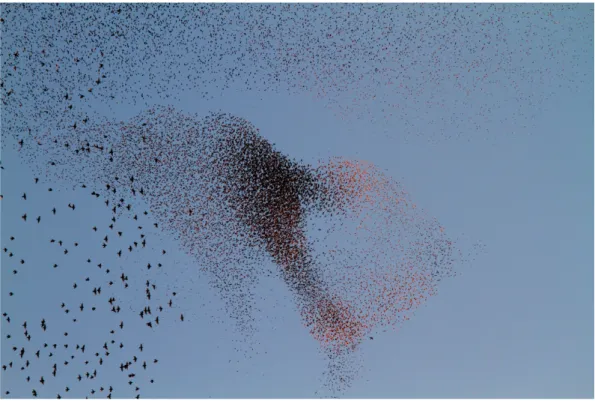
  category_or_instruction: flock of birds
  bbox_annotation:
[2,170,188,398]
[1,2,585,398]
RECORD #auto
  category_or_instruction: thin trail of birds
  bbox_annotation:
[1,4,590,146]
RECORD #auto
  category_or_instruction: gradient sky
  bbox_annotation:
[1,3,593,399]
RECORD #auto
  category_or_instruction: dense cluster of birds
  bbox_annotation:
[2,2,583,397]
[5,105,483,396]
